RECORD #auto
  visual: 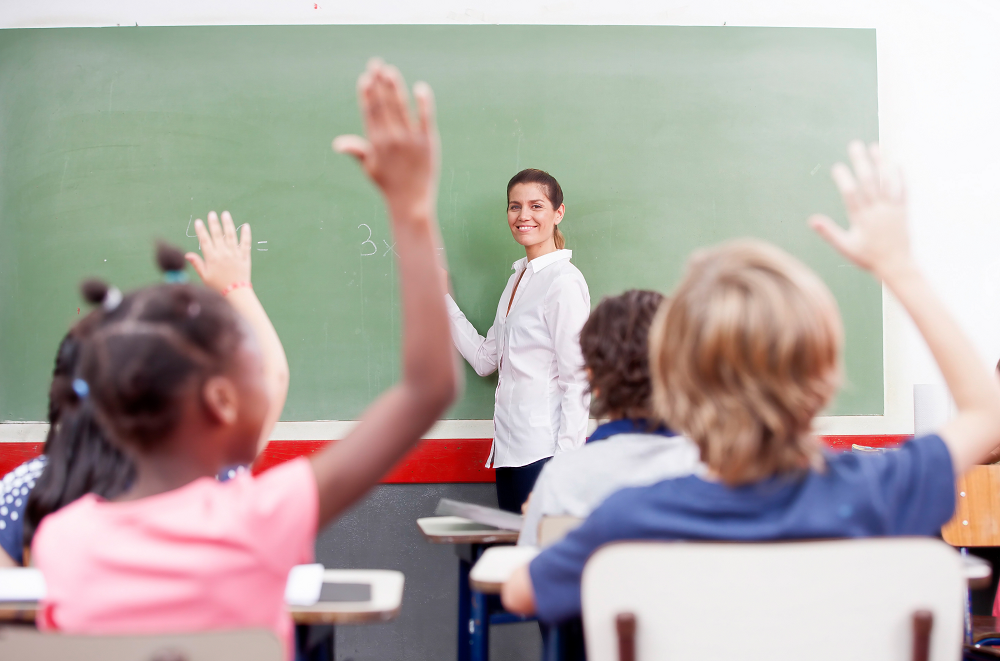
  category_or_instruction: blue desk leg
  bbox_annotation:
[295,623,335,661]
[963,547,973,645]
[470,589,491,661]
[458,553,473,661]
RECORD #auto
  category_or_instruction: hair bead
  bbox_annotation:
[72,378,90,400]
[103,287,123,312]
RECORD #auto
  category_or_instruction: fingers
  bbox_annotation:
[830,163,863,214]
[239,221,252,260]
[847,140,878,201]
[332,135,372,165]
[381,64,413,131]
[414,81,437,140]
[193,219,212,252]
[185,252,207,280]
[809,214,852,256]
[870,143,906,203]
[221,211,239,248]
[362,59,386,131]
[207,210,225,245]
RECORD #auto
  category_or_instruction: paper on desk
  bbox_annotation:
[0,567,46,601]
[284,563,324,606]
[435,498,523,531]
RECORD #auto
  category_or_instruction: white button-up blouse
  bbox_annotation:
[446,249,592,468]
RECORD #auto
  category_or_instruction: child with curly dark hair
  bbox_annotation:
[518,289,700,547]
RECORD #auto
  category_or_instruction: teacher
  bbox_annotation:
[446,169,591,512]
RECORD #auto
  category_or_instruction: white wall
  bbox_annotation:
[3,0,999,436]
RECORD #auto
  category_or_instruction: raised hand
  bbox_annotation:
[809,141,911,279]
[333,59,439,220]
[185,210,252,293]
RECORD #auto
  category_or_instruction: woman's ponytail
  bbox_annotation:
[553,226,566,250]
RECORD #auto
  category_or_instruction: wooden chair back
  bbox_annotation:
[538,515,583,548]
[941,465,1000,547]
[0,627,282,661]
[581,538,964,661]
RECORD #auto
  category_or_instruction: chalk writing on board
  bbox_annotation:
[358,224,378,256]
[382,240,398,257]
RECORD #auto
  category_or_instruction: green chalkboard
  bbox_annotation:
[0,25,881,422]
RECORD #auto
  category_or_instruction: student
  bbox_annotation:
[32,60,458,660]
[501,142,1000,623]
[518,290,699,547]
[0,325,136,568]
[445,169,591,512]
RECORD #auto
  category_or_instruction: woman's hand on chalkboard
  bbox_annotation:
[185,210,253,293]
[809,141,911,280]
[333,59,440,220]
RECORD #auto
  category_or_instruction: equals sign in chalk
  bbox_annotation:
[257,241,268,252]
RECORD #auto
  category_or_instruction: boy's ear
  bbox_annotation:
[202,376,240,426]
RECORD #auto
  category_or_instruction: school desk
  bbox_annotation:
[0,567,403,661]
[467,543,993,593]
[417,515,529,661]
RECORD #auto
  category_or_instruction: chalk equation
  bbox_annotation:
[358,223,398,258]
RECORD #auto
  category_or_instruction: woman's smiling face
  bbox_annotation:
[507,182,564,253]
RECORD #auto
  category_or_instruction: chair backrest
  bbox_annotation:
[941,465,1000,547]
[538,515,583,548]
[581,538,965,661]
[0,627,282,661]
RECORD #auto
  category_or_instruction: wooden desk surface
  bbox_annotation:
[974,615,1000,642]
[0,569,404,627]
[416,516,519,545]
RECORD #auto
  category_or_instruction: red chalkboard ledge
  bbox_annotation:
[0,435,910,484]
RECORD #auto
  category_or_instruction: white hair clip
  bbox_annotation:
[103,286,123,312]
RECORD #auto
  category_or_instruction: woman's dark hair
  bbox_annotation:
[23,323,136,549]
[507,169,566,250]
[76,243,245,451]
[580,289,666,420]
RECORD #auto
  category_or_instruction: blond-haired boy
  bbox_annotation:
[501,142,1000,623]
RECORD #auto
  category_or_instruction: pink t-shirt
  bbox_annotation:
[33,457,317,660]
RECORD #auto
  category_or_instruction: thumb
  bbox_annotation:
[185,252,207,281]
[809,214,852,256]
[333,135,372,165]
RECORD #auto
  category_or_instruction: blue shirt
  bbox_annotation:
[586,418,674,443]
[0,456,47,565]
[529,434,955,624]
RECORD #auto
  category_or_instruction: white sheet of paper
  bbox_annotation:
[0,567,46,601]
[284,563,324,606]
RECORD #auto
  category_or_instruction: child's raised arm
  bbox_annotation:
[309,59,460,527]
[186,211,291,455]
[811,141,1000,474]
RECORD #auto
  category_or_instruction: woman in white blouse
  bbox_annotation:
[445,169,591,512]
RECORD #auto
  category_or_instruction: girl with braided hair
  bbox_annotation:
[31,60,458,660]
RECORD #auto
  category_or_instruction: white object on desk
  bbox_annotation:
[0,568,45,601]
[435,499,523,532]
[288,569,405,624]
[469,546,540,594]
[416,516,520,544]
[284,563,324,606]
